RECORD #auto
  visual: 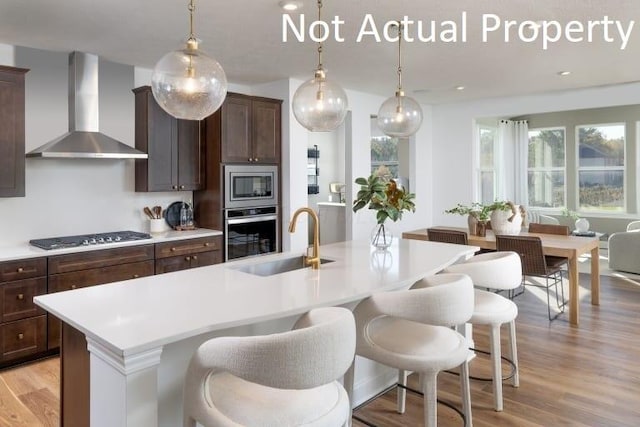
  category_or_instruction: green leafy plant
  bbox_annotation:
[445,201,511,223]
[353,174,416,224]
[561,208,580,220]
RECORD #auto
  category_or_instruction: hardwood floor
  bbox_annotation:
[0,273,638,427]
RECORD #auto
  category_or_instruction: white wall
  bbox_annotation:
[0,46,189,246]
[431,83,640,229]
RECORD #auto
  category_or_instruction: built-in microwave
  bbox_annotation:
[224,165,278,209]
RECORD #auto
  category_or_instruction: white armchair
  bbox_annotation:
[608,221,640,274]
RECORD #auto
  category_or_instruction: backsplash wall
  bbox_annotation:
[0,45,185,246]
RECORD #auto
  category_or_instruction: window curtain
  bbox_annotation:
[497,120,529,204]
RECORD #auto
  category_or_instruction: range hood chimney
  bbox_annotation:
[26,52,148,159]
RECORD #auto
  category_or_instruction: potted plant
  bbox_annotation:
[353,173,416,249]
[445,201,517,236]
[445,202,493,236]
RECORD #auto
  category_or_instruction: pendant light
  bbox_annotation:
[292,0,348,132]
[377,23,423,137]
[151,0,227,120]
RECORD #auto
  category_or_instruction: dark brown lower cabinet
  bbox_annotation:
[0,235,223,368]
[155,235,223,274]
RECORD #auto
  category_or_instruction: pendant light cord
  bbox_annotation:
[396,22,403,93]
[188,0,196,42]
[316,0,323,71]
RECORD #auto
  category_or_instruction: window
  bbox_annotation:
[527,128,566,208]
[478,125,496,204]
[371,116,399,179]
[577,124,625,211]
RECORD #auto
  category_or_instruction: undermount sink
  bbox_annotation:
[233,256,335,277]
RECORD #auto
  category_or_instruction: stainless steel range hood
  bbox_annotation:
[26,52,148,159]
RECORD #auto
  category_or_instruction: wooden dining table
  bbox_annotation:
[402,227,601,326]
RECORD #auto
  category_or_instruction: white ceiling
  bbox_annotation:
[1,0,640,104]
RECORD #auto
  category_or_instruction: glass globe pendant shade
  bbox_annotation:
[377,91,423,137]
[151,41,227,121]
[292,69,348,132]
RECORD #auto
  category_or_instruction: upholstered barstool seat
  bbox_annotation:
[471,290,518,325]
[183,306,355,427]
[205,372,349,426]
[363,317,471,373]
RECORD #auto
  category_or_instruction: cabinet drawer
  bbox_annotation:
[155,250,221,274]
[155,236,221,259]
[49,245,154,274]
[0,277,46,323]
[0,315,46,362]
[48,260,155,293]
[0,258,46,283]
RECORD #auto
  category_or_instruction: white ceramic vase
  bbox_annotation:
[490,205,523,235]
[575,218,590,233]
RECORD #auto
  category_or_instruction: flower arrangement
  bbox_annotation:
[445,201,511,224]
[353,172,416,248]
[353,174,416,224]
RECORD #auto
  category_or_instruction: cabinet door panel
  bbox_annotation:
[147,97,178,191]
[48,260,155,293]
[252,100,281,164]
[221,95,252,163]
[49,245,154,274]
[155,236,222,259]
[177,120,204,190]
[0,257,46,282]
[0,315,46,362]
[0,277,46,323]
[0,67,27,198]
[190,250,222,269]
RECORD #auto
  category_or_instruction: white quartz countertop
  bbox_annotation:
[0,229,222,262]
[34,239,477,357]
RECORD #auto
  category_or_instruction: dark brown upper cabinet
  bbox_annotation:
[0,66,28,198]
[220,93,281,164]
[133,86,204,192]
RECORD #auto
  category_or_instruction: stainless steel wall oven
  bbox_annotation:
[224,206,279,261]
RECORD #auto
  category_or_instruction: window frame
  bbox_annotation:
[527,126,567,211]
[575,122,627,214]
[476,124,497,204]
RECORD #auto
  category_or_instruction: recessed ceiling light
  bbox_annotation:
[455,85,465,91]
[279,0,303,11]
[558,71,571,76]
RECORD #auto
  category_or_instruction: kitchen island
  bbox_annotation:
[34,238,478,427]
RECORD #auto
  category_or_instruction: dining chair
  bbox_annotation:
[443,251,522,411]
[345,273,474,427]
[183,307,356,427]
[427,228,469,245]
[527,223,570,236]
[495,235,567,320]
[527,222,570,288]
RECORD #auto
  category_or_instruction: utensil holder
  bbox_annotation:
[149,218,166,234]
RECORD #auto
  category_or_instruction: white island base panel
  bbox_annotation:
[36,239,478,427]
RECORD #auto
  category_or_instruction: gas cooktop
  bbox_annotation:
[30,230,152,250]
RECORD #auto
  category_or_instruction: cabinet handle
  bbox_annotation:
[172,185,178,190]
[254,158,259,162]
[17,267,24,273]
[248,158,253,162]
[17,293,24,300]
[17,333,24,340]
[179,185,185,190]
[133,274,139,279]
[170,247,177,252]
[185,256,191,261]
[204,242,211,247]
[192,255,198,261]
[71,285,77,290]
